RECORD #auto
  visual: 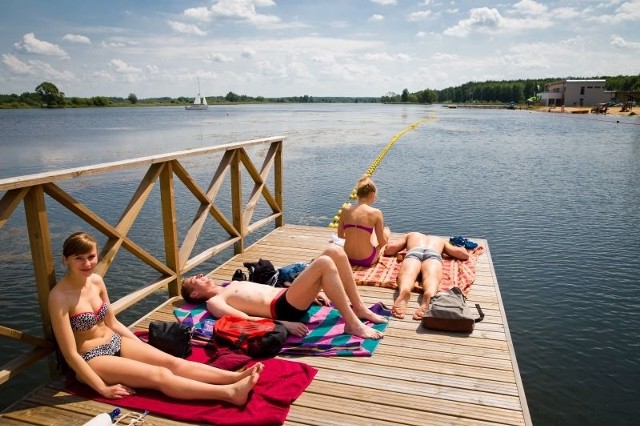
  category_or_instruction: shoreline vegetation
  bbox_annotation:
[1,74,638,112]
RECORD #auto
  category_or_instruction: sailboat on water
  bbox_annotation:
[185,78,208,110]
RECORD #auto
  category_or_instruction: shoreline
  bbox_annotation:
[533,105,636,117]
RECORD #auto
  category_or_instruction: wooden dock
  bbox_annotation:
[1,224,531,426]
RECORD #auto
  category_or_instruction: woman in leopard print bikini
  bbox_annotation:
[49,231,263,405]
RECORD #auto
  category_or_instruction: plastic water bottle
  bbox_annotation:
[82,408,121,426]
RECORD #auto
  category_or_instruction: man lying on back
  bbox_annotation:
[181,244,387,339]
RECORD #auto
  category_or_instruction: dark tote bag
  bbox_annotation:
[148,321,193,358]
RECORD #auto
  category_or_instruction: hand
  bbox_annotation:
[101,384,136,399]
[314,293,331,307]
[281,321,309,337]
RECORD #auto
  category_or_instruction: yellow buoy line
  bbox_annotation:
[328,115,436,228]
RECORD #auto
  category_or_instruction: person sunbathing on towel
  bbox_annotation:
[391,232,469,320]
[337,175,405,267]
[181,244,387,340]
[49,232,262,406]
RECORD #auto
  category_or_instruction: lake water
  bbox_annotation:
[1,104,639,425]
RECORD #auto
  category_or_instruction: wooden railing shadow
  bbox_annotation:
[0,136,284,386]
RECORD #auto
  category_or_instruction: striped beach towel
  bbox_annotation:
[352,245,485,296]
[173,302,390,357]
[279,302,390,357]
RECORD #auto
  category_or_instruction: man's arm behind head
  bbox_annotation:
[442,241,470,260]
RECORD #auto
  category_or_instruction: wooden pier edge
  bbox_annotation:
[1,224,532,425]
[483,241,532,426]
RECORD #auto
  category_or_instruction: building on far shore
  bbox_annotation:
[538,79,614,107]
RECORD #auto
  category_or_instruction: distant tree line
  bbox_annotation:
[384,74,640,104]
[0,83,381,109]
[1,75,638,109]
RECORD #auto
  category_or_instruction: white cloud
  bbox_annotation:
[431,52,459,62]
[208,52,234,62]
[363,52,394,61]
[241,48,256,59]
[610,35,640,49]
[100,40,127,48]
[93,70,115,82]
[108,59,142,74]
[183,7,212,21]
[184,0,281,27]
[31,61,75,81]
[322,62,382,84]
[589,0,640,24]
[257,60,287,78]
[443,8,503,37]
[408,11,432,22]
[554,7,581,20]
[613,0,640,21]
[372,0,397,5]
[288,61,313,79]
[362,52,411,62]
[369,14,384,23]
[256,58,313,81]
[443,5,554,38]
[2,53,33,74]
[511,0,548,15]
[2,53,74,80]
[168,20,207,36]
[63,34,91,45]
[13,33,69,58]
[310,54,335,64]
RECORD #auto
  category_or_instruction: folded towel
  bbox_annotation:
[449,236,478,250]
[330,234,345,247]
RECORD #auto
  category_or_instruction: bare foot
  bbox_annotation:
[226,371,261,406]
[239,362,264,380]
[391,296,409,319]
[412,304,429,321]
[354,307,388,324]
[344,322,383,339]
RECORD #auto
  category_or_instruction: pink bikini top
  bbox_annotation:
[342,223,374,234]
[69,302,108,332]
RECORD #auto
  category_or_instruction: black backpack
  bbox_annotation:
[242,258,278,286]
[231,268,247,281]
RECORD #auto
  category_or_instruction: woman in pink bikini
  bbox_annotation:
[338,175,404,267]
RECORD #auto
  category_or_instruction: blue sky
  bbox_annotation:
[1,0,638,98]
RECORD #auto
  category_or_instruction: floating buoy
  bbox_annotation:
[327,116,435,227]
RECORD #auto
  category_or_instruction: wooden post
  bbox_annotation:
[160,162,180,297]
[231,149,243,254]
[274,140,284,228]
[23,185,57,375]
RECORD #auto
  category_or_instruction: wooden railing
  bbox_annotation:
[0,136,284,386]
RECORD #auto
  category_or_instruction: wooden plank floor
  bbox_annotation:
[1,224,531,425]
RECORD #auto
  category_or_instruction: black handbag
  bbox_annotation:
[148,321,193,358]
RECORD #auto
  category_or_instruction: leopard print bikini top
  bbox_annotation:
[69,302,108,332]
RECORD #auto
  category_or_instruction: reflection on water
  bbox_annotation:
[1,105,639,425]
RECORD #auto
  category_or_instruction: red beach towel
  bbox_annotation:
[66,345,317,426]
[352,245,485,296]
